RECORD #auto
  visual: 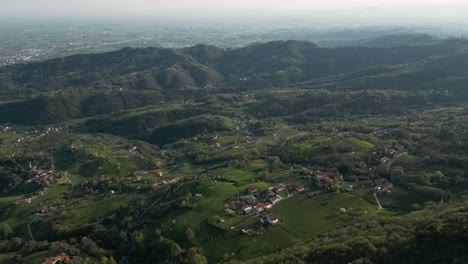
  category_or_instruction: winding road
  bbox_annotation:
[27,220,36,240]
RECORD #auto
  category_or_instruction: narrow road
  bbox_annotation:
[27,220,36,240]
[373,192,384,215]
[30,187,48,200]
[65,174,74,191]
[286,132,308,140]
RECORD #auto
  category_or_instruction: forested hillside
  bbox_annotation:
[1,36,468,264]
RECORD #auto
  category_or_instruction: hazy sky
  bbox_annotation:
[2,0,468,23]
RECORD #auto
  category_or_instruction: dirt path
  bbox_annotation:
[65,174,74,191]
[373,192,384,215]
[27,220,36,240]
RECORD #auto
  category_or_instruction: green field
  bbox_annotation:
[272,192,376,239]
[379,187,442,211]
[219,169,258,186]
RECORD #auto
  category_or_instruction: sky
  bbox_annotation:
[2,0,468,24]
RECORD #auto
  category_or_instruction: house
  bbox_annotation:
[163,178,180,185]
[248,186,258,194]
[380,157,390,164]
[376,184,393,195]
[273,183,286,192]
[243,205,253,214]
[295,186,305,193]
[135,175,142,181]
[240,195,257,205]
[256,202,272,212]
[149,170,163,177]
[252,159,265,163]
[269,196,280,204]
[241,228,252,234]
[14,199,32,205]
[214,143,221,148]
[195,193,204,198]
[266,214,279,224]
[109,190,115,195]
[57,171,67,177]
[42,253,70,264]
[394,144,405,153]
[38,206,49,214]
[319,176,339,191]
[346,185,354,192]
[316,171,334,179]
[129,145,138,152]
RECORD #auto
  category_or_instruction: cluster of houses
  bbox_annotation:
[257,213,279,225]
[316,171,343,191]
[232,136,261,149]
[223,184,287,216]
[0,124,12,133]
[374,178,394,196]
[381,144,407,164]
[241,213,280,235]
[25,163,68,188]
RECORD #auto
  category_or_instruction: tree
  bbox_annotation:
[185,247,208,264]
[0,223,13,239]
[131,231,145,255]
[186,227,195,241]
[153,238,182,260]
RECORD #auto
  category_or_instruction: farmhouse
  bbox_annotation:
[295,185,305,193]
[376,184,393,195]
[273,183,286,192]
[129,145,138,152]
[41,253,70,264]
[163,178,180,185]
[14,199,32,205]
[265,214,279,224]
[38,206,49,214]
[149,170,163,177]
[380,157,390,164]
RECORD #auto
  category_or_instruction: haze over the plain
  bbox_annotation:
[2,0,468,26]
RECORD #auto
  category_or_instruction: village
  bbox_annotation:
[213,140,409,236]
[0,112,416,264]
